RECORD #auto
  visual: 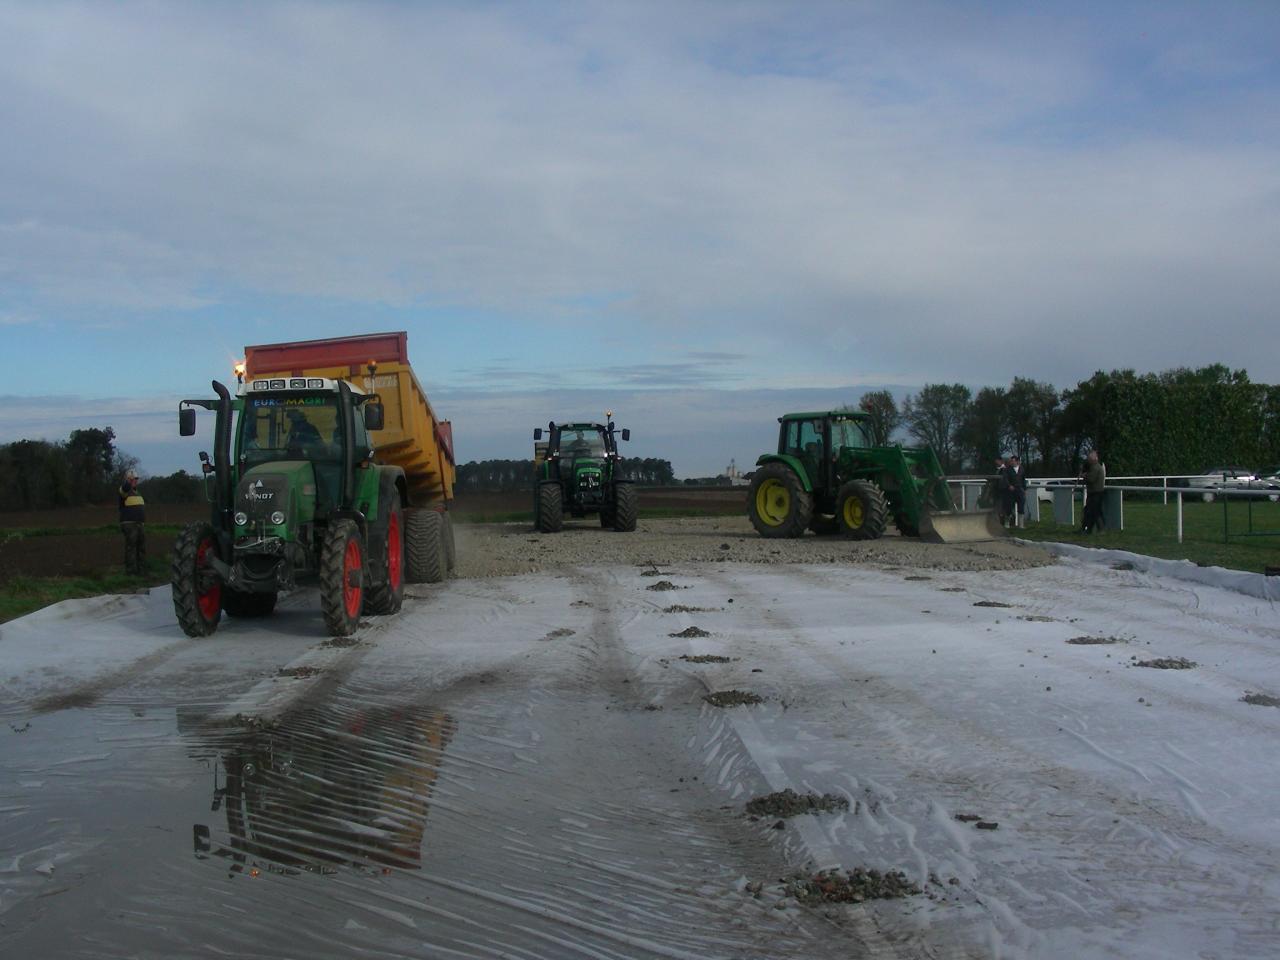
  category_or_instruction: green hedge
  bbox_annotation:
[1102,382,1280,474]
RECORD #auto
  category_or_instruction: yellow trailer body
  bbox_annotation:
[243,332,455,507]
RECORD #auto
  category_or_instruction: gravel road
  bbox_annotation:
[453,515,1053,579]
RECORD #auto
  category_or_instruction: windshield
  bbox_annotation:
[559,428,606,458]
[831,418,870,448]
[238,395,342,463]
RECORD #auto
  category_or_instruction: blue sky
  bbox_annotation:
[2,1,1278,477]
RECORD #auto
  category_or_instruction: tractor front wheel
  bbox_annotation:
[836,480,889,540]
[612,484,637,532]
[171,522,223,637]
[320,520,364,636]
[749,463,813,538]
[536,483,564,533]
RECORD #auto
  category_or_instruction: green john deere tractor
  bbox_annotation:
[748,411,1004,543]
[532,417,637,532]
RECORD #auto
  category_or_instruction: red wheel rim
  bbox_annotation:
[387,510,402,592]
[343,537,362,618]
[196,538,221,621]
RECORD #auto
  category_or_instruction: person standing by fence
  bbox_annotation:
[118,470,146,574]
[1006,455,1027,524]
[1079,451,1106,533]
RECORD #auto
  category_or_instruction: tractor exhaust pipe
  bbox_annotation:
[211,380,234,539]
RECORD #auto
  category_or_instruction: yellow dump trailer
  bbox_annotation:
[243,332,455,508]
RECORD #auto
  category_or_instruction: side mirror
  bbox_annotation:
[179,408,196,436]
[534,428,543,440]
[364,402,385,431]
[621,429,631,442]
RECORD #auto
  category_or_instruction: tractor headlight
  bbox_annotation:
[270,510,286,525]
[234,511,249,526]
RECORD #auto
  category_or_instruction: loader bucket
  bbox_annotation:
[917,508,1008,544]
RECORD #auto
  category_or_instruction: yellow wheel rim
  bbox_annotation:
[843,494,865,529]
[755,479,790,526]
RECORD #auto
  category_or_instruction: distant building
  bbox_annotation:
[720,459,749,486]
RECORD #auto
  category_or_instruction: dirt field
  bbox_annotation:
[0,488,747,584]
[0,487,1041,586]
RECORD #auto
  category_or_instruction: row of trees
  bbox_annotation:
[0,428,142,511]
[457,456,676,492]
[857,364,1274,476]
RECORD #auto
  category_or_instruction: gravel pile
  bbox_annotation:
[780,867,921,904]
[452,517,1052,579]
[745,788,850,818]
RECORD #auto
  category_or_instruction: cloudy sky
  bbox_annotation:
[1,1,1277,477]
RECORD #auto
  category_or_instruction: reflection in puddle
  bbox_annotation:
[190,702,454,877]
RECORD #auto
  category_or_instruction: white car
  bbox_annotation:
[1175,467,1280,502]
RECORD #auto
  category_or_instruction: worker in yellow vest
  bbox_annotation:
[118,471,146,575]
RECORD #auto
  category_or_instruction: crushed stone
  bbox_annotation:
[1134,656,1197,669]
[679,654,733,663]
[745,788,850,818]
[646,580,683,592]
[780,867,921,905]
[669,626,712,638]
[973,600,1013,608]
[1242,692,1280,707]
[663,604,717,613]
[703,690,763,707]
[450,517,1053,580]
[1066,636,1128,645]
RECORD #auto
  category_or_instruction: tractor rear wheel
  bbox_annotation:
[536,483,564,533]
[612,484,637,532]
[222,588,277,618]
[749,463,813,538]
[171,522,223,637]
[366,498,405,615]
[405,508,446,584]
[320,520,364,636]
[836,480,889,540]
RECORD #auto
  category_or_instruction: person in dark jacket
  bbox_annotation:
[1005,455,1027,523]
[1079,450,1106,532]
[118,471,146,574]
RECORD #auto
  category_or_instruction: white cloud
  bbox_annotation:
[0,1,1277,388]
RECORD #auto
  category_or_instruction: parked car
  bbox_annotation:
[1173,467,1280,502]
[1034,478,1077,503]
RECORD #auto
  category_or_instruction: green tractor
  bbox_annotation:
[532,417,637,533]
[172,377,451,639]
[748,411,1003,543]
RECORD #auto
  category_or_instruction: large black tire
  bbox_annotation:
[836,480,889,540]
[405,508,446,584]
[222,588,277,618]
[320,519,364,636]
[443,512,457,572]
[366,497,405,615]
[748,462,813,538]
[809,514,838,535]
[536,483,563,533]
[171,522,223,637]
[612,483,637,532]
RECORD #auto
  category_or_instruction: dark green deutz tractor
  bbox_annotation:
[172,377,448,638]
[532,416,637,532]
[748,411,1004,543]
